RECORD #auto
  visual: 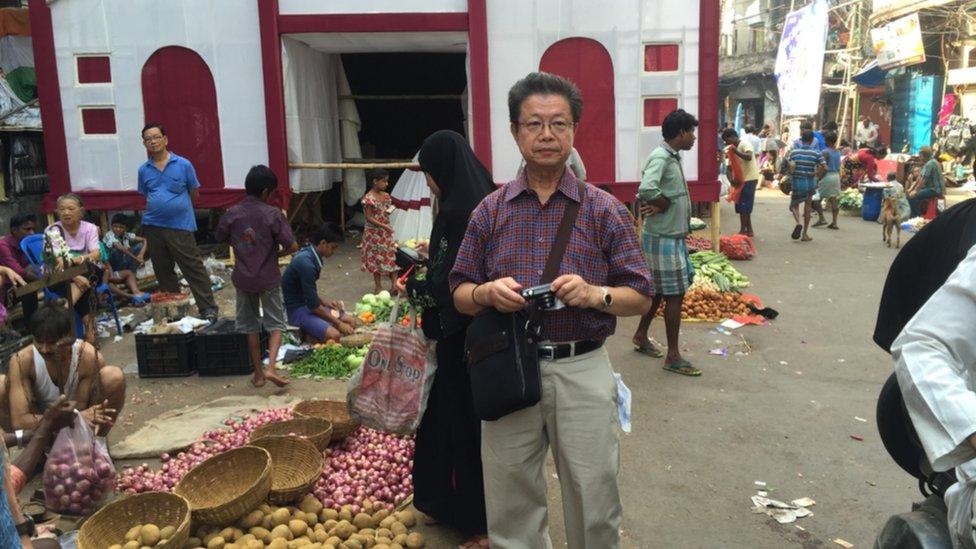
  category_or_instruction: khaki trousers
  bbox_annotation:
[143,225,217,314]
[481,347,621,549]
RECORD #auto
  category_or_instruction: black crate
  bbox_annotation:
[135,332,196,378]
[195,318,268,376]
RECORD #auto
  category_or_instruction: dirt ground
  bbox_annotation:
[90,189,917,548]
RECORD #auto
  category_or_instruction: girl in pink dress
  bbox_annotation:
[361,169,398,293]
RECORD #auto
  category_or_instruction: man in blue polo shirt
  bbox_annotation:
[137,123,218,319]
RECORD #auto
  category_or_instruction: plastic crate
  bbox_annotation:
[135,332,196,378]
[195,318,268,376]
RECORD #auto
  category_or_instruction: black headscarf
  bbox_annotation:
[873,198,976,352]
[416,130,495,338]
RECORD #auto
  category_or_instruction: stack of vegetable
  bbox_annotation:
[289,344,368,379]
[355,291,396,324]
[685,235,713,253]
[117,410,416,515]
[690,251,750,292]
[839,188,863,212]
[666,288,751,321]
[108,524,177,549]
[185,496,426,548]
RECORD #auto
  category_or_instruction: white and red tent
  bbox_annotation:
[30,0,719,212]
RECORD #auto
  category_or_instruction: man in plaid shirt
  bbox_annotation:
[450,72,652,549]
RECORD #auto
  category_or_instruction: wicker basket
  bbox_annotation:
[293,399,360,441]
[339,333,373,348]
[249,417,333,451]
[173,446,272,525]
[247,435,324,504]
[77,492,190,549]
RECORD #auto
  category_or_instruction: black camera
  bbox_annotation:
[521,284,565,311]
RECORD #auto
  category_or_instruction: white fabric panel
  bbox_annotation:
[337,58,366,206]
[280,0,466,15]
[389,154,433,243]
[50,0,267,192]
[0,36,33,74]
[282,36,343,193]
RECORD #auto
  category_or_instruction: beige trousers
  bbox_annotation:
[481,347,621,549]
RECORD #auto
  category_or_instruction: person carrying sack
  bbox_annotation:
[449,72,653,549]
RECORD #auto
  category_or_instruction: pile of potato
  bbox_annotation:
[655,288,750,321]
[109,524,179,548]
[184,494,425,549]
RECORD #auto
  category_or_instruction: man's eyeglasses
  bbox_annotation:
[143,136,164,143]
[517,120,575,135]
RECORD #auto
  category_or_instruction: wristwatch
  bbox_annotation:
[15,515,35,538]
[600,287,613,310]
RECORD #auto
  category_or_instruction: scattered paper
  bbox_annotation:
[754,481,767,487]
[720,319,745,330]
[850,435,864,441]
[791,497,816,507]
[709,348,728,357]
[854,416,867,423]
[751,494,816,524]
[838,358,846,363]
[779,361,789,365]
[833,539,853,548]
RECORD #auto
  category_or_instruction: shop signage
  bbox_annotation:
[871,12,926,70]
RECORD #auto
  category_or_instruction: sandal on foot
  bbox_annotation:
[813,220,827,227]
[663,359,701,377]
[828,224,839,230]
[801,235,813,242]
[791,225,802,240]
[634,339,664,358]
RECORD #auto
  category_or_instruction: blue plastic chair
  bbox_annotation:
[20,234,122,337]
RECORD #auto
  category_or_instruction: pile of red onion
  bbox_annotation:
[116,407,415,512]
[313,427,414,512]
[116,407,294,494]
[44,438,116,515]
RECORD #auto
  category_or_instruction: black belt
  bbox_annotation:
[538,340,604,360]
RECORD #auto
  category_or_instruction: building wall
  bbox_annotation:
[49,0,268,192]
[485,0,703,182]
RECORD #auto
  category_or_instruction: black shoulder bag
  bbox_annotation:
[464,182,584,421]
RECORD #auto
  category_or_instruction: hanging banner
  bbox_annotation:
[871,12,926,70]
[774,0,829,116]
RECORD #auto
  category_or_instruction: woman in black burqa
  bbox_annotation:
[402,130,495,548]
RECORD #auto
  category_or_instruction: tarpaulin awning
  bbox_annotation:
[853,60,887,88]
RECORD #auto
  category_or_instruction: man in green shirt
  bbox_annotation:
[632,109,700,376]
[909,146,944,217]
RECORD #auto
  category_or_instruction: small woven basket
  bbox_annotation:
[173,446,271,525]
[339,333,373,348]
[249,417,333,451]
[247,435,324,504]
[293,399,360,441]
[77,492,190,549]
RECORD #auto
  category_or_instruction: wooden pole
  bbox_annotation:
[710,201,721,251]
[290,162,421,170]
[340,180,346,232]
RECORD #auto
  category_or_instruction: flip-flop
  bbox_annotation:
[663,359,701,377]
[634,339,664,358]
[801,235,813,242]
[791,225,802,240]
[813,220,828,227]
[828,224,839,230]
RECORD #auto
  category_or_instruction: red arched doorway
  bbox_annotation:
[141,46,224,189]
[540,38,615,183]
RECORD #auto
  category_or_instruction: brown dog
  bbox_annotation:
[881,195,902,248]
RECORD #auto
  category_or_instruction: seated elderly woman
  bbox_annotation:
[0,303,124,438]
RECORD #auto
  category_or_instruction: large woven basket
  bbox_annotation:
[293,399,360,440]
[77,492,190,549]
[247,435,324,504]
[173,446,271,525]
[250,417,333,451]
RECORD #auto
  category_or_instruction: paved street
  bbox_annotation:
[100,189,920,548]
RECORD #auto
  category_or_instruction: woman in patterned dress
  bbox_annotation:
[361,169,398,293]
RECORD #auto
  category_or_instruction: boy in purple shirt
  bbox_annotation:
[215,165,298,388]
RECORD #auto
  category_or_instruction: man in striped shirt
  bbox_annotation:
[786,129,826,241]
